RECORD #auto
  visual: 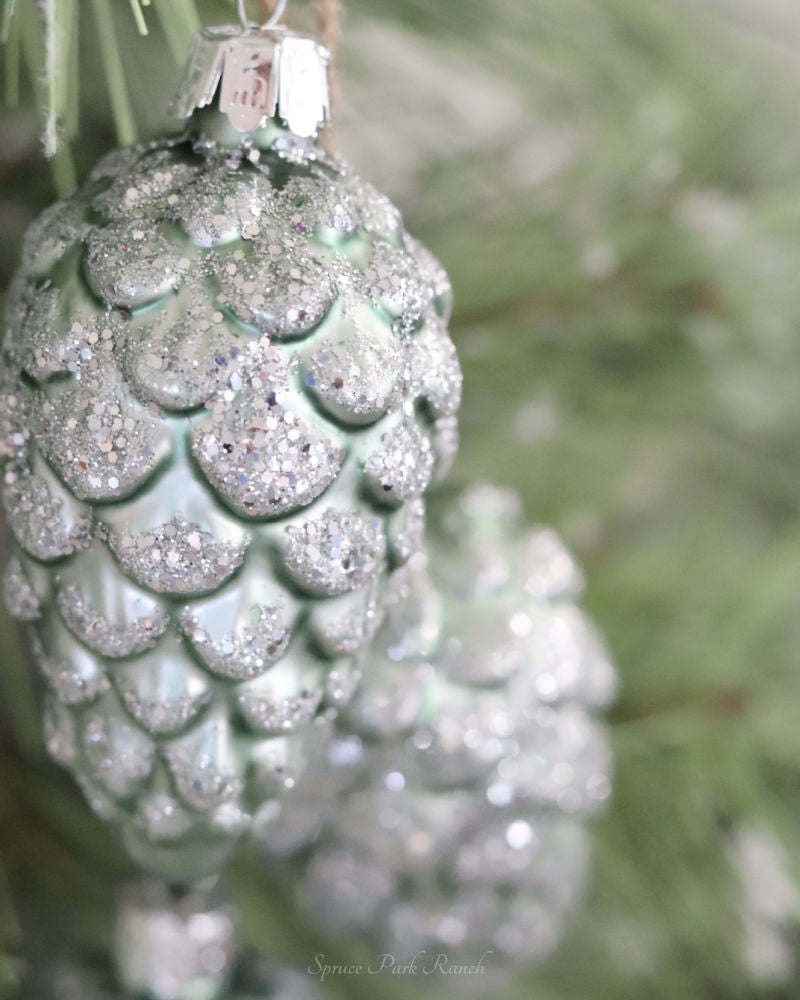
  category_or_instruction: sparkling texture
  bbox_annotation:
[176,167,270,246]
[119,289,242,411]
[4,463,91,560]
[13,285,120,381]
[237,688,323,735]
[411,320,463,418]
[116,676,211,737]
[389,498,426,564]
[41,376,170,502]
[180,604,291,680]
[15,285,82,378]
[284,508,387,596]
[0,371,30,459]
[83,710,156,799]
[362,242,430,332]
[137,795,193,842]
[165,743,243,812]
[43,695,78,766]
[192,383,344,519]
[3,555,41,621]
[32,633,109,705]
[405,235,454,321]
[57,583,168,657]
[108,517,247,595]
[0,116,457,881]
[312,584,383,656]
[303,324,404,424]
[85,221,189,308]
[279,174,359,238]
[216,241,335,339]
[364,420,435,503]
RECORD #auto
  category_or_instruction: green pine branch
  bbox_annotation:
[1,0,201,193]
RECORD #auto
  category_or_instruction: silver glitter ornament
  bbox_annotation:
[257,484,616,973]
[0,20,458,882]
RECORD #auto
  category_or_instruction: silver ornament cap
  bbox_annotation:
[171,26,330,138]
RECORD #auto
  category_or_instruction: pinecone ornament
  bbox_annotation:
[35,880,321,1000]
[114,881,239,1000]
[112,880,323,1000]
[36,959,322,1000]
[257,484,616,970]
[0,26,459,881]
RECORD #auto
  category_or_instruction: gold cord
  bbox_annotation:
[258,0,340,60]
[316,0,340,54]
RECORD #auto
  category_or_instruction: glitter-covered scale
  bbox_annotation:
[0,124,460,879]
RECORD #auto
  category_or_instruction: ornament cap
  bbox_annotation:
[171,26,330,139]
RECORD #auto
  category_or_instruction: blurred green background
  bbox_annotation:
[4,0,800,997]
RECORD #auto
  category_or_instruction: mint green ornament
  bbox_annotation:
[0,21,459,882]
[258,483,616,971]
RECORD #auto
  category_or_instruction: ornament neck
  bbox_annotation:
[187,105,298,151]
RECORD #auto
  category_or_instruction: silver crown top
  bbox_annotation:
[171,26,330,139]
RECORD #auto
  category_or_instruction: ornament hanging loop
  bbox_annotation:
[236,0,288,31]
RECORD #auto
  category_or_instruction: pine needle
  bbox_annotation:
[65,0,80,137]
[0,0,16,44]
[89,0,137,147]
[18,0,76,191]
[152,0,200,64]
[29,0,77,156]
[127,0,149,36]
[174,0,201,37]
[2,0,20,107]
[38,0,58,157]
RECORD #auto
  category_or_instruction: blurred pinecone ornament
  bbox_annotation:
[257,483,616,971]
[29,879,322,1000]
[114,880,239,1000]
[0,15,459,882]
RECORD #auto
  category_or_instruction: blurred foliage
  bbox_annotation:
[4,0,800,998]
